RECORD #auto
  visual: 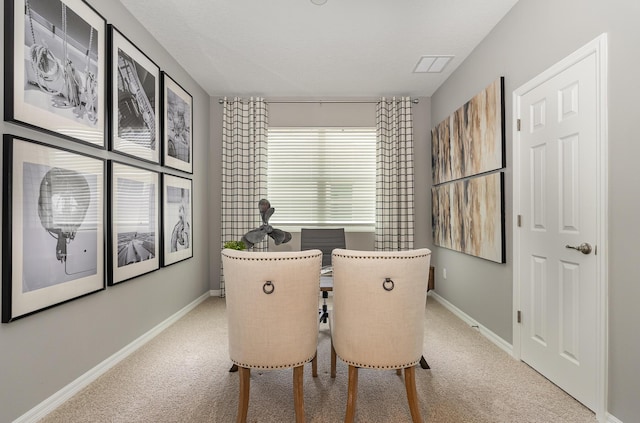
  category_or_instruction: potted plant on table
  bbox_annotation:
[223,240,246,250]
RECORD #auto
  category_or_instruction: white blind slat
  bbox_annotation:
[268,128,376,228]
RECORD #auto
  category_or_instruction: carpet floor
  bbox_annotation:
[38,295,597,422]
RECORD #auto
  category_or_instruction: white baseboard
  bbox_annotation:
[429,292,626,423]
[15,290,623,423]
[606,413,624,423]
[428,291,513,357]
[14,292,211,423]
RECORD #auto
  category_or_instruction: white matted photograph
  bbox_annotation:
[2,135,105,323]
[109,161,159,285]
[109,25,160,163]
[162,72,193,173]
[161,173,192,266]
[5,0,106,147]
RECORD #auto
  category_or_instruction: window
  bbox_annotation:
[267,127,376,230]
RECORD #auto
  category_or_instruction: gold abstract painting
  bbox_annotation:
[432,172,505,263]
[432,77,504,185]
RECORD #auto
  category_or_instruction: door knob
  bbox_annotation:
[565,242,592,255]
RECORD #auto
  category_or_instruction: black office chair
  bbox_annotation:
[300,228,345,323]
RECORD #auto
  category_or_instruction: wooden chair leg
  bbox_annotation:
[404,366,423,423]
[331,342,337,378]
[312,351,318,377]
[237,366,250,423]
[293,365,306,423]
[345,365,358,423]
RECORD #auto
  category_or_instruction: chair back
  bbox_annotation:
[300,228,346,267]
[331,248,432,369]
[222,249,323,369]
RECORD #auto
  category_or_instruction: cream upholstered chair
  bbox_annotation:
[329,248,432,423]
[222,248,323,423]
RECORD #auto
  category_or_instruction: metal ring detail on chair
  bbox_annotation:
[383,277,394,291]
[263,280,275,294]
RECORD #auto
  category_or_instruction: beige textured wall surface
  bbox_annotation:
[430,0,640,421]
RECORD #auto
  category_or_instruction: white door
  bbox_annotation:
[514,35,607,413]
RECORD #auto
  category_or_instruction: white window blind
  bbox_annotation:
[267,127,376,230]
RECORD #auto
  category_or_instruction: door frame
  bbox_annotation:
[512,33,608,420]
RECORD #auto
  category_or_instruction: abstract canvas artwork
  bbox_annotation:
[431,77,506,262]
[432,172,505,263]
[432,77,504,185]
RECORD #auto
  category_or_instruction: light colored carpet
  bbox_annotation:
[38,296,597,422]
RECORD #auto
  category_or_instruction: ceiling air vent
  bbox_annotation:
[413,56,454,73]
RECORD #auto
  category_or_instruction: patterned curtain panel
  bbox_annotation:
[220,97,268,296]
[375,97,415,251]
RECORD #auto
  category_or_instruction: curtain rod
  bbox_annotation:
[217,98,419,105]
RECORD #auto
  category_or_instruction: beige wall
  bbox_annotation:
[0,1,211,421]
[430,0,640,421]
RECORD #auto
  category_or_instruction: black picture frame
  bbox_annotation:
[161,173,193,266]
[107,161,160,285]
[108,25,160,163]
[4,0,107,148]
[162,72,193,173]
[2,134,105,323]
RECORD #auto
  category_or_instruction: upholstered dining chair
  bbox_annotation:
[329,248,432,423]
[222,248,323,423]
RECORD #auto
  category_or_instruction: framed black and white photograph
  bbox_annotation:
[2,135,105,323]
[162,174,192,266]
[108,161,159,285]
[109,25,160,163]
[162,72,193,173]
[4,0,106,147]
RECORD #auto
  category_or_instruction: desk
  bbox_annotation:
[318,274,430,370]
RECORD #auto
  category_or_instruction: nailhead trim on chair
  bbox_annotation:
[335,354,420,369]
[330,250,430,371]
[231,354,316,370]
[222,253,323,262]
[331,252,431,260]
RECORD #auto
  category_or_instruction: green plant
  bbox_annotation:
[223,240,246,250]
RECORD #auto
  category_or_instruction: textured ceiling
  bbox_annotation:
[118,0,520,98]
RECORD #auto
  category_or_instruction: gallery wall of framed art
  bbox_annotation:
[0,0,207,420]
[2,1,195,322]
